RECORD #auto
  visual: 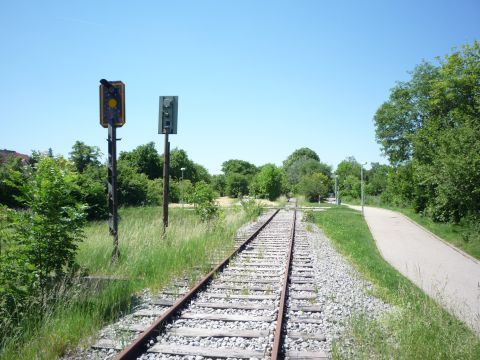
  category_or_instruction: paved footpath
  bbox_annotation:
[347,205,480,334]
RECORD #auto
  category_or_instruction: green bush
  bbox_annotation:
[250,164,285,201]
[0,157,86,342]
[75,165,108,220]
[0,156,28,208]
[191,182,219,221]
[297,172,329,202]
[146,178,163,206]
[117,160,149,206]
[225,173,249,198]
[18,157,86,287]
[240,198,263,219]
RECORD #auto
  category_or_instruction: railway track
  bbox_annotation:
[90,203,328,359]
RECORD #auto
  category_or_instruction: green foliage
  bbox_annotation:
[283,147,320,171]
[221,159,258,178]
[225,173,249,198]
[250,164,286,201]
[75,164,108,220]
[374,41,480,223]
[0,156,27,208]
[286,157,332,185]
[167,178,193,205]
[119,142,162,180]
[0,206,37,330]
[0,157,86,344]
[191,182,219,221]
[240,198,263,219]
[311,207,480,359]
[169,148,211,183]
[117,160,149,206]
[211,174,226,196]
[341,175,361,199]
[18,157,86,285]
[297,172,330,202]
[69,141,102,173]
[365,163,389,196]
[146,178,163,206]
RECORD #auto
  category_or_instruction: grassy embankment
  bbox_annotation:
[1,205,261,359]
[305,205,480,359]
[342,196,480,260]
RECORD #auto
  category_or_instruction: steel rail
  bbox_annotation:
[271,204,297,359]
[115,208,281,360]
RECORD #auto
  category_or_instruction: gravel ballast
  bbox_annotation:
[63,208,391,359]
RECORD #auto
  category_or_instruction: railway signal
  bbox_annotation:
[100,80,125,128]
[158,96,178,231]
[158,96,178,134]
[99,79,125,261]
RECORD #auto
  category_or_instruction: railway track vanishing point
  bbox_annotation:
[93,203,327,359]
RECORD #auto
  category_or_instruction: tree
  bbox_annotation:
[0,156,27,208]
[168,148,211,183]
[119,142,162,180]
[250,164,286,201]
[75,164,108,219]
[225,173,249,198]
[365,163,390,196]
[221,159,258,178]
[211,174,226,196]
[283,148,320,172]
[341,175,361,199]
[191,182,219,221]
[297,172,329,202]
[374,41,480,222]
[286,158,331,185]
[18,157,86,286]
[117,159,149,206]
[335,157,361,198]
[69,141,102,173]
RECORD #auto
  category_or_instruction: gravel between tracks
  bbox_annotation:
[63,209,391,359]
[283,213,391,356]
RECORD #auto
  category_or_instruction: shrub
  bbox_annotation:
[0,157,86,341]
[297,172,330,202]
[225,173,249,198]
[240,197,263,219]
[75,165,108,220]
[18,157,86,287]
[250,164,286,201]
[146,178,163,206]
[117,160,149,206]
[191,182,219,222]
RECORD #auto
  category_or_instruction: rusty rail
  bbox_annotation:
[115,208,280,360]
[271,204,296,359]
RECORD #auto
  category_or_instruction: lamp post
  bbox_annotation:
[334,174,339,205]
[361,162,367,215]
[180,167,186,208]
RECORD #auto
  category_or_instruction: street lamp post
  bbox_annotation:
[334,174,339,205]
[361,162,367,215]
[180,167,186,208]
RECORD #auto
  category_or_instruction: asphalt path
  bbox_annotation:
[346,205,480,334]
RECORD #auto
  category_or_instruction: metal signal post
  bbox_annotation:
[100,79,125,261]
[159,96,178,233]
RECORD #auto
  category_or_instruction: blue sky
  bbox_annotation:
[1,0,478,174]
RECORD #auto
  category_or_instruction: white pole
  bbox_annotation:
[361,162,367,215]
[335,175,338,205]
[181,167,186,209]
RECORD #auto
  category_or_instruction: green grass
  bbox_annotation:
[344,195,480,260]
[309,206,480,359]
[1,205,257,359]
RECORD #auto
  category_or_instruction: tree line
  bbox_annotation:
[374,40,480,224]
